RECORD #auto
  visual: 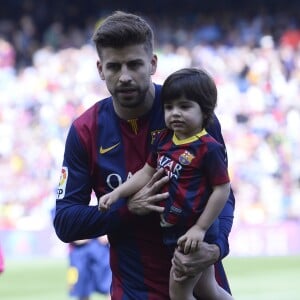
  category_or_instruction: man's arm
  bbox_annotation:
[206,114,235,259]
[214,188,235,258]
[53,125,126,242]
[54,125,170,242]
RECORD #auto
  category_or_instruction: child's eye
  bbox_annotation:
[164,104,173,110]
[180,105,191,109]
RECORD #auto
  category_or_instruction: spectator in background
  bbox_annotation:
[68,237,111,300]
[0,243,5,274]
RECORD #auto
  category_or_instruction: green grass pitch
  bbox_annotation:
[223,255,300,300]
[0,256,299,299]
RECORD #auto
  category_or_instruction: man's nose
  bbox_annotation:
[119,66,132,83]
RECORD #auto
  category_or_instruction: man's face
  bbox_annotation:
[97,44,157,108]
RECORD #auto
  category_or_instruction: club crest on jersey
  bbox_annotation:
[57,167,68,199]
[179,150,195,165]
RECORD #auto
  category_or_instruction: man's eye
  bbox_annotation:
[128,61,142,69]
[107,64,120,71]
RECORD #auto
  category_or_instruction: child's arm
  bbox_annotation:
[99,163,156,211]
[177,182,230,254]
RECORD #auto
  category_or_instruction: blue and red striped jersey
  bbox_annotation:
[54,84,234,299]
[148,128,230,228]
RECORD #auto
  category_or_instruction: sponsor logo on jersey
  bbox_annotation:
[106,171,134,190]
[158,155,182,179]
[99,142,120,154]
[170,205,182,215]
[57,167,68,199]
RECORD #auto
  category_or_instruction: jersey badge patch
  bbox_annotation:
[179,150,195,165]
[57,167,68,199]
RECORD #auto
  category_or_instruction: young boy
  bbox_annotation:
[99,68,233,300]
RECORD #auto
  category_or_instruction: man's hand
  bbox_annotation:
[171,241,220,281]
[127,168,169,215]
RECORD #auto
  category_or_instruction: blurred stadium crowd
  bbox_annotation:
[0,1,300,233]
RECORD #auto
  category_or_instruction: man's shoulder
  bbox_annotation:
[206,114,224,145]
[70,98,114,148]
[74,98,112,127]
[206,114,220,131]
[201,134,223,151]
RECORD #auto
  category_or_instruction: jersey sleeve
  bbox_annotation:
[53,124,129,243]
[215,189,235,259]
[206,114,235,259]
[204,142,230,187]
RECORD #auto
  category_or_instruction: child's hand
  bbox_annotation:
[98,193,115,211]
[177,225,205,254]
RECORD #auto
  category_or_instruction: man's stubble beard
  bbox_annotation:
[117,88,148,109]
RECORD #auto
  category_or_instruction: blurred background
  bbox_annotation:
[0,0,300,262]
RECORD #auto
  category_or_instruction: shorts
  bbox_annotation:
[68,239,112,297]
[162,218,219,254]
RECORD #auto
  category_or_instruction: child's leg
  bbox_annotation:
[169,265,201,300]
[193,265,234,300]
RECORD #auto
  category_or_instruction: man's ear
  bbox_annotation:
[97,61,105,80]
[150,54,158,75]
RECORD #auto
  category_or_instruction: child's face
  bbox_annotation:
[164,96,204,140]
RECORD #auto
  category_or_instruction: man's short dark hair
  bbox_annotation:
[92,11,154,58]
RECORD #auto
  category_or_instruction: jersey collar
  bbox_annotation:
[172,129,207,145]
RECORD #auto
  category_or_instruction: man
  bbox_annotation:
[53,11,235,300]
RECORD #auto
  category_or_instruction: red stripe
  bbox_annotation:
[214,261,232,294]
